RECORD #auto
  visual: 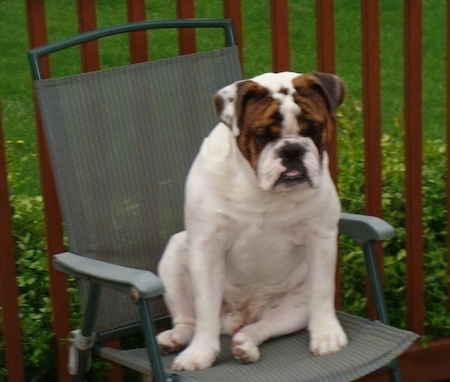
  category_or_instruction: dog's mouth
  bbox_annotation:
[275,167,311,188]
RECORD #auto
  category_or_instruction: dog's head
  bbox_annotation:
[214,72,345,192]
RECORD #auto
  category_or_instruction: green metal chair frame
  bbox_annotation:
[29,19,416,382]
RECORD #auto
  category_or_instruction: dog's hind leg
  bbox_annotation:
[157,231,195,354]
[231,290,310,363]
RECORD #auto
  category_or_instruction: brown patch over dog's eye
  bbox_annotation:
[303,121,325,146]
[292,75,338,150]
[236,94,282,169]
[252,125,281,146]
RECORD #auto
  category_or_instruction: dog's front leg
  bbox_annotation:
[306,226,348,355]
[171,235,226,371]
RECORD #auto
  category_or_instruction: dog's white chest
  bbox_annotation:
[221,203,310,283]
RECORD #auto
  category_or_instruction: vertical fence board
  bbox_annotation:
[315,0,341,309]
[446,1,450,313]
[361,0,384,320]
[127,0,148,63]
[316,0,336,74]
[315,0,337,180]
[223,0,243,65]
[404,0,425,335]
[0,104,26,382]
[177,0,196,54]
[270,0,290,72]
[77,0,100,72]
[361,1,382,219]
[25,1,71,381]
[26,0,50,78]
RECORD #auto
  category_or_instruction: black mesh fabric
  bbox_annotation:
[34,46,242,331]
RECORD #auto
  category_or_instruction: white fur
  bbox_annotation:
[156,72,347,371]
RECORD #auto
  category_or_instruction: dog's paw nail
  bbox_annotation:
[156,328,192,354]
[232,332,260,363]
[171,344,219,370]
[310,331,348,355]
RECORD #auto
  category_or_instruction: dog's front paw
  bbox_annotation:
[171,343,220,371]
[156,324,194,354]
[309,315,348,355]
[232,331,260,364]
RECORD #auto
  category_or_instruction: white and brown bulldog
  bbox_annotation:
[156,71,348,371]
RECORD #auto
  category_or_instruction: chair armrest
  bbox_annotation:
[339,212,395,245]
[53,252,164,300]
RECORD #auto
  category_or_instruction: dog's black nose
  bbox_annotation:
[278,143,306,162]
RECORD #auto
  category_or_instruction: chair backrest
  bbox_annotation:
[30,19,242,332]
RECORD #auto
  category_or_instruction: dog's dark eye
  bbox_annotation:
[304,121,323,137]
[252,128,276,145]
[302,121,324,147]
[256,134,272,144]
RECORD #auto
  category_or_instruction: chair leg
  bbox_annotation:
[362,241,390,324]
[362,243,404,382]
[138,300,169,382]
[71,283,101,382]
[388,359,403,382]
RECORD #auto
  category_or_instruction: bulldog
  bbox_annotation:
[156,71,348,371]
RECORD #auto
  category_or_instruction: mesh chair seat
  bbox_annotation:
[99,312,415,382]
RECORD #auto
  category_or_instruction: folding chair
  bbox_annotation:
[29,19,417,382]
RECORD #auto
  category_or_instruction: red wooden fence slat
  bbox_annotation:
[446,0,450,313]
[361,0,384,321]
[315,0,341,309]
[77,0,100,72]
[404,0,425,335]
[177,0,196,54]
[26,1,72,381]
[223,0,244,65]
[270,0,290,72]
[127,0,149,63]
[26,0,50,79]
[0,103,26,382]
[361,0,382,219]
[315,0,337,182]
[316,0,336,75]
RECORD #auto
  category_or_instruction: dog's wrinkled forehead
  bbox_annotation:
[214,71,344,137]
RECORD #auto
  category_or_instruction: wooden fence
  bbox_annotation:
[1,0,450,381]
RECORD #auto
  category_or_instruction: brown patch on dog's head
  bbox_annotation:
[215,80,281,168]
[292,72,345,151]
[233,81,281,169]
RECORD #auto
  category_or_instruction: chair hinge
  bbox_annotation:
[68,329,96,375]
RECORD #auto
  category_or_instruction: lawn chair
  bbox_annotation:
[29,19,417,382]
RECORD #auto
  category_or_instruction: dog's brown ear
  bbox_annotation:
[310,72,346,113]
[214,80,268,136]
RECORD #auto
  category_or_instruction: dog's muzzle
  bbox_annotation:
[275,143,311,188]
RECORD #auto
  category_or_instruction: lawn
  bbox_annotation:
[0,0,448,196]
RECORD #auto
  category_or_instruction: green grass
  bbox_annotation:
[0,0,448,196]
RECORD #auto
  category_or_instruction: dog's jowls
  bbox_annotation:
[156,71,348,371]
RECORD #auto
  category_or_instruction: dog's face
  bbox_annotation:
[214,72,345,192]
